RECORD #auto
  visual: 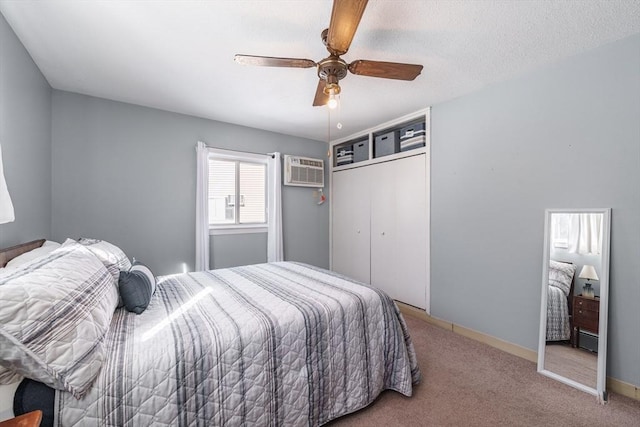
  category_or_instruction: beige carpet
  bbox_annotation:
[328,315,640,426]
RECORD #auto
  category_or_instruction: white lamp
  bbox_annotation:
[0,144,15,224]
[578,265,599,298]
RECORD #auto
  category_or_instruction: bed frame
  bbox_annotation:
[0,239,46,268]
[567,266,577,345]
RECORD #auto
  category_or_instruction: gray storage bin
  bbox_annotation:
[374,131,398,157]
[335,145,353,166]
[400,122,426,140]
[352,139,369,163]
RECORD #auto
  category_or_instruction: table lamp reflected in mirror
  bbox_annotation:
[579,264,599,298]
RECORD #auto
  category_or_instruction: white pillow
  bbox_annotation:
[76,238,132,284]
[4,240,61,269]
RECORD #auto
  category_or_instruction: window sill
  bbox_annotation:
[209,225,268,235]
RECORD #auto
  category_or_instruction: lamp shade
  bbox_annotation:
[0,144,15,224]
[578,264,599,281]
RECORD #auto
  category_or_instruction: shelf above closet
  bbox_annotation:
[331,107,430,170]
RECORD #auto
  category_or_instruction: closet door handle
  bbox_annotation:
[381,232,385,236]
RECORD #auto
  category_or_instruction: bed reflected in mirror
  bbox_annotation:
[537,209,611,402]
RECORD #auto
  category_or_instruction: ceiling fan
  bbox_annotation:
[234,0,423,108]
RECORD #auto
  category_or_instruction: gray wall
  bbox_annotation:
[51,91,329,276]
[431,34,640,386]
[0,13,51,248]
[211,233,267,269]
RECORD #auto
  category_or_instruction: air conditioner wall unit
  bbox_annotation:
[284,155,324,188]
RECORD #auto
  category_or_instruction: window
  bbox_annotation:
[207,153,267,229]
[551,213,570,249]
[196,143,283,270]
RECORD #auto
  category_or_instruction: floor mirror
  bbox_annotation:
[537,208,611,402]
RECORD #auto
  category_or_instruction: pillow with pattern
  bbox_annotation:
[0,242,118,398]
[75,238,132,284]
[548,260,576,297]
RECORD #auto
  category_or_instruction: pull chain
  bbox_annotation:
[327,107,332,158]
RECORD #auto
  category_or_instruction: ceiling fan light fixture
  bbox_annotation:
[323,82,341,96]
[324,83,341,109]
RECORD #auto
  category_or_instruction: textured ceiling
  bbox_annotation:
[1,1,639,142]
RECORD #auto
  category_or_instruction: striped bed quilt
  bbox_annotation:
[54,262,421,426]
[546,285,570,341]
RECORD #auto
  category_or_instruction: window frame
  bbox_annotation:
[206,148,269,235]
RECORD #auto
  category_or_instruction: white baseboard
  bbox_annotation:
[396,301,640,402]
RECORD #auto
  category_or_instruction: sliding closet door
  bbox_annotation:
[331,167,371,284]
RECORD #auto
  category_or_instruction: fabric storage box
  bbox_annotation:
[400,135,426,152]
[400,122,426,140]
[352,139,369,163]
[335,145,354,166]
[374,131,398,158]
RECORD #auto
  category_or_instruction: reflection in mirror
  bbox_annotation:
[537,209,611,402]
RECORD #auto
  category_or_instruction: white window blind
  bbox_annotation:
[208,159,236,225]
[208,157,266,226]
[239,162,266,223]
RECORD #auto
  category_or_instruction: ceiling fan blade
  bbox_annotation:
[234,55,316,68]
[348,60,423,80]
[313,80,329,107]
[326,0,368,56]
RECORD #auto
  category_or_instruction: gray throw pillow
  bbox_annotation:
[118,262,157,314]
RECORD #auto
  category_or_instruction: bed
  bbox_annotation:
[546,260,577,342]
[0,239,420,426]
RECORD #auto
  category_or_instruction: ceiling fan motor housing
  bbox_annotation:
[317,56,348,83]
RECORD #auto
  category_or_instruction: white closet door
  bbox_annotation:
[370,160,397,296]
[331,167,371,284]
[371,154,427,308]
[393,154,427,308]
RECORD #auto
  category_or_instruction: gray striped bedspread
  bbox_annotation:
[546,285,570,341]
[55,262,421,426]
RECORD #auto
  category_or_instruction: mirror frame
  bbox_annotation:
[537,208,611,402]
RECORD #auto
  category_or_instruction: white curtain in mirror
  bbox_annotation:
[569,213,602,255]
[551,213,602,255]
